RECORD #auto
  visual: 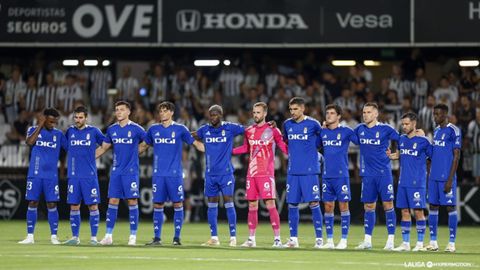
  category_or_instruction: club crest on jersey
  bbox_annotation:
[221,130,225,136]
[337,133,341,140]
[172,131,175,138]
[86,133,90,140]
[441,133,445,140]
[375,131,379,138]
[413,142,417,149]
[53,135,57,142]
[303,127,308,133]
[128,131,132,138]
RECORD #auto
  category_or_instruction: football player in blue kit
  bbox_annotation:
[96,101,147,246]
[388,112,432,252]
[318,104,358,249]
[19,108,67,245]
[424,104,461,253]
[63,106,106,245]
[354,102,399,250]
[139,101,204,246]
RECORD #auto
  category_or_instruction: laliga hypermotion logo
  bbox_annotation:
[0,180,21,220]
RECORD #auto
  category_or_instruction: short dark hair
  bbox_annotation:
[157,101,175,112]
[325,104,342,115]
[433,103,449,113]
[289,97,305,106]
[401,112,417,121]
[363,102,379,110]
[209,104,223,115]
[44,108,60,118]
[253,102,268,112]
[74,106,88,117]
[115,101,131,110]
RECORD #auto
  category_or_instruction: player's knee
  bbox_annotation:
[208,197,219,203]
[414,209,425,219]
[127,199,138,206]
[109,198,120,205]
[339,202,349,212]
[223,196,233,203]
[309,201,319,207]
[46,202,57,209]
[324,202,334,213]
[429,204,439,211]
[382,201,394,210]
[88,204,98,211]
[71,204,81,211]
[364,203,375,211]
[446,206,456,213]
[173,202,183,208]
[28,201,39,208]
[401,209,411,219]
[264,199,275,208]
[249,201,259,209]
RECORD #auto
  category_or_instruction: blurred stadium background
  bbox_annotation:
[0,0,479,228]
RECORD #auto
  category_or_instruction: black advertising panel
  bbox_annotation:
[0,0,158,44]
[162,0,410,44]
[415,0,480,43]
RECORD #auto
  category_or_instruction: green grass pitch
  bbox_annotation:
[1,220,479,270]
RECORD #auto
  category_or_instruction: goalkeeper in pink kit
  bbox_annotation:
[233,102,288,247]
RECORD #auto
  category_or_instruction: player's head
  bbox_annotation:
[325,104,342,126]
[208,104,223,126]
[401,112,417,135]
[73,106,88,129]
[43,108,60,130]
[288,97,305,121]
[362,102,379,125]
[157,101,175,123]
[252,102,268,124]
[433,103,449,126]
[115,101,131,122]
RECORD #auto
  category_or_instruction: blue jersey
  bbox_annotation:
[27,127,67,179]
[66,125,105,178]
[197,121,244,176]
[430,124,462,182]
[104,121,146,175]
[145,122,195,177]
[283,116,322,175]
[354,123,399,177]
[398,135,432,188]
[319,125,358,178]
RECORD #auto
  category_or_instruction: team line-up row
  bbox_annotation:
[18,97,460,252]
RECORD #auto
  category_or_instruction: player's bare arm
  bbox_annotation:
[95,142,112,159]
[26,115,45,146]
[444,148,460,193]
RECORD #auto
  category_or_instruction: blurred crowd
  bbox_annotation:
[0,49,480,186]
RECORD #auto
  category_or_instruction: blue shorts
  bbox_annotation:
[204,174,235,197]
[428,179,457,206]
[67,178,100,205]
[361,175,394,203]
[25,177,60,202]
[108,174,139,199]
[286,174,321,204]
[396,186,426,209]
[322,177,351,202]
[153,176,184,203]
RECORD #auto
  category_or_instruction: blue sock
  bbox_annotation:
[341,210,350,239]
[225,202,237,237]
[385,208,396,235]
[428,210,438,241]
[174,207,184,239]
[325,212,334,239]
[70,210,81,237]
[153,208,164,239]
[288,204,299,237]
[448,211,458,243]
[310,204,323,238]
[207,202,218,237]
[89,209,99,238]
[364,209,375,236]
[416,219,426,242]
[26,207,37,234]
[401,220,411,243]
[129,205,139,236]
[106,204,118,234]
[47,207,59,235]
